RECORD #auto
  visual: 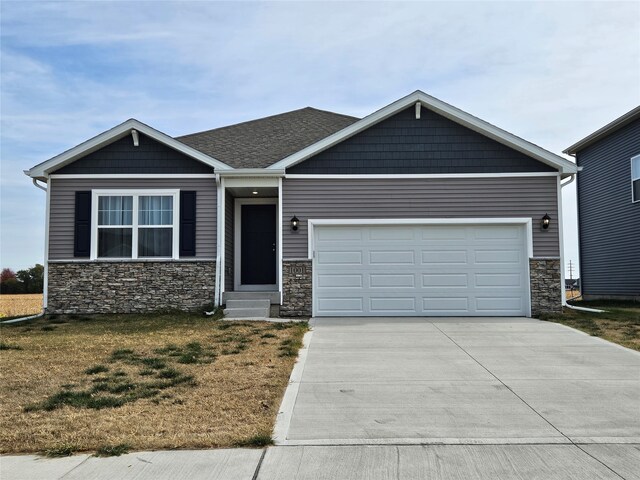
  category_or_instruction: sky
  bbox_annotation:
[1,1,639,276]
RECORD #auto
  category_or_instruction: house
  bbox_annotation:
[25,91,578,317]
[564,106,640,301]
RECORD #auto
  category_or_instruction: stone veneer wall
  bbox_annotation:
[281,260,312,317]
[47,261,216,314]
[529,257,562,316]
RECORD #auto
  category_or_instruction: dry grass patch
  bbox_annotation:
[539,300,640,351]
[0,294,43,318]
[0,313,307,454]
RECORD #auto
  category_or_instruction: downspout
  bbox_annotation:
[213,173,222,308]
[22,178,48,319]
[559,171,605,313]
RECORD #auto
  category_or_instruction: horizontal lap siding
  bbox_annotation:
[49,178,216,259]
[282,177,559,258]
[577,119,640,296]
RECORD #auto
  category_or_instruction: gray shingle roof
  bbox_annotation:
[176,107,359,169]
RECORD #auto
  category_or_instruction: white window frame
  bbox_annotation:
[91,189,180,260]
[632,155,640,203]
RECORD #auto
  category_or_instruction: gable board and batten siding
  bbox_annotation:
[575,118,640,298]
[287,107,555,175]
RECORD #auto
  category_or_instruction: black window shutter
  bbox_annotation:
[180,191,196,257]
[74,191,91,257]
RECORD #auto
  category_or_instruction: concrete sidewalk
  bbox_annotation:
[3,444,640,480]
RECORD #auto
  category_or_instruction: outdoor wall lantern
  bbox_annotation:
[541,213,551,230]
[291,215,299,231]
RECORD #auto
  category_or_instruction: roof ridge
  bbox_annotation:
[176,106,357,139]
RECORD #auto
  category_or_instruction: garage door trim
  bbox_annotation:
[308,218,534,317]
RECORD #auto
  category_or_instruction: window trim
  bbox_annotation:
[90,189,180,260]
[632,155,640,204]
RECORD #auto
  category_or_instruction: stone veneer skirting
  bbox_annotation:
[529,257,562,316]
[281,259,312,317]
[47,261,216,314]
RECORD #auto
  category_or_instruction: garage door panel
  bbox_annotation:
[313,224,529,317]
[369,228,415,241]
[316,227,363,241]
[474,226,522,240]
[421,273,469,287]
[474,249,521,264]
[317,250,363,265]
[421,250,468,264]
[317,298,363,313]
[317,274,363,288]
[370,274,415,288]
[475,273,522,287]
[423,297,470,313]
[370,297,416,312]
[370,250,415,265]
[421,228,467,241]
[476,297,523,312]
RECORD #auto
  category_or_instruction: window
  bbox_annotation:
[633,155,640,203]
[92,190,179,259]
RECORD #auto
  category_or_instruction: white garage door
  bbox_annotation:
[313,223,530,317]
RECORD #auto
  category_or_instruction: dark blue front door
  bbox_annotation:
[241,204,276,285]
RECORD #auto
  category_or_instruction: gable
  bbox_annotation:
[55,132,214,174]
[287,106,556,174]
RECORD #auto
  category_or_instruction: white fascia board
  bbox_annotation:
[25,119,233,178]
[269,90,578,175]
[285,172,560,180]
[49,174,217,179]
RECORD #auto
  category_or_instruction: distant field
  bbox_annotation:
[0,294,43,318]
[566,290,581,300]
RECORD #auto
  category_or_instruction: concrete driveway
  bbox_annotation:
[276,317,640,445]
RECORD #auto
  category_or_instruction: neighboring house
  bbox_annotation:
[25,91,578,317]
[565,278,580,290]
[564,107,640,301]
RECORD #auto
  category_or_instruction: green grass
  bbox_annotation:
[233,433,274,447]
[24,342,203,412]
[44,443,78,457]
[94,443,131,457]
[539,300,640,351]
[0,341,22,350]
[85,365,109,375]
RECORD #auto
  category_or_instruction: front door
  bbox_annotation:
[241,204,277,286]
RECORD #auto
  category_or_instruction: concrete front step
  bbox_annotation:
[224,307,269,318]
[222,291,280,304]
[226,299,271,309]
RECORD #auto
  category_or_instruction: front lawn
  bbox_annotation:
[539,300,640,351]
[0,313,307,455]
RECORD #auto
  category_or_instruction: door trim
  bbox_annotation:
[234,198,278,291]
[308,218,534,318]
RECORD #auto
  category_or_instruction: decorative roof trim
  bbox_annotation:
[25,118,233,179]
[268,90,578,175]
[564,105,640,155]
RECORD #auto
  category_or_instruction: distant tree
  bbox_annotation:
[15,264,44,294]
[1,268,16,283]
[1,264,44,294]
